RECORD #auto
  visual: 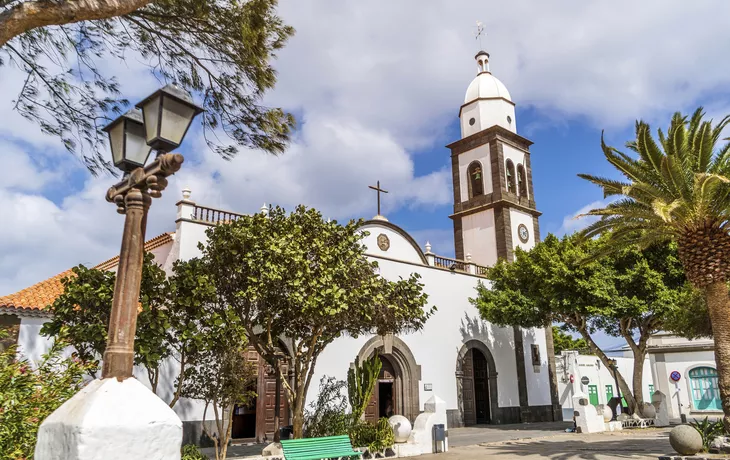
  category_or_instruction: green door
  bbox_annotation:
[648,384,654,401]
[588,385,599,406]
[689,367,722,411]
[605,384,614,401]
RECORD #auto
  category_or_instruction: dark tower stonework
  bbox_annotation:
[449,51,561,424]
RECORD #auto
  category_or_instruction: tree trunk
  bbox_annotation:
[292,401,305,439]
[631,348,647,416]
[705,280,730,432]
[0,0,154,47]
[575,325,638,413]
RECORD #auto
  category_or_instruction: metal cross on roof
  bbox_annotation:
[368,181,388,217]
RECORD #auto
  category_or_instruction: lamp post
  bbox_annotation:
[101,85,202,380]
[608,358,622,421]
[34,85,202,460]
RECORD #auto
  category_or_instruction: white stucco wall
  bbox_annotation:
[360,223,424,265]
[460,100,516,138]
[522,327,551,406]
[650,348,719,418]
[17,317,55,365]
[461,210,498,267]
[457,144,493,202]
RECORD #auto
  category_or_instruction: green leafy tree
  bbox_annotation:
[41,253,171,392]
[181,325,256,460]
[0,336,94,459]
[551,326,587,354]
[200,205,435,438]
[578,108,730,428]
[472,233,696,413]
[1,0,294,174]
[347,353,382,421]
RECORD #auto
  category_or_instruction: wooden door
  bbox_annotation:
[461,349,476,426]
[364,382,378,423]
[256,354,290,442]
[473,349,489,423]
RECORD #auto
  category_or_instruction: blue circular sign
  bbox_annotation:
[670,370,681,382]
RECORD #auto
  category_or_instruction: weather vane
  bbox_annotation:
[474,21,485,49]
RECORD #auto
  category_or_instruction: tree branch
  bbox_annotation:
[0,0,154,47]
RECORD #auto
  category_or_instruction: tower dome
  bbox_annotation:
[459,51,516,137]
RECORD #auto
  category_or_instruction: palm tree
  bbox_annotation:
[578,108,730,429]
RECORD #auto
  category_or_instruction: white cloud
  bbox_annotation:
[557,200,612,236]
[6,0,730,295]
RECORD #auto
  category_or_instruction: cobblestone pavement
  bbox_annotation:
[427,428,672,460]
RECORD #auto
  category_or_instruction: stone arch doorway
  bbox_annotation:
[456,340,499,426]
[355,335,421,421]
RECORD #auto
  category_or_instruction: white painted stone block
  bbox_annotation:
[407,394,448,455]
[572,394,605,434]
[35,377,182,460]
[604,421,623,432]
[652,390,670,427]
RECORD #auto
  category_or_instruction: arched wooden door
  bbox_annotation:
[461,348,491,425]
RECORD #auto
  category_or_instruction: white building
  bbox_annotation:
[555,333,722,421]
[556,351,653,421]
[0,51,561,444]
[647,333,721,419]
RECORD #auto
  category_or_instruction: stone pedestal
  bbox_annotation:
[572,394,605,434]
[652,390,670,427]
[35,378,182,460]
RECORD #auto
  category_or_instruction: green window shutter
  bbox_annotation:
[588,385,599,406]
[605,384,614,401]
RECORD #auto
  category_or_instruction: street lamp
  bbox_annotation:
[100,84,202,380]
[135,83,204,152]
[102,108,152,172]
[607,358,623,421]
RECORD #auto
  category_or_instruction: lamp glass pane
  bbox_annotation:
[109,122,125,166]
[159,96,195,146]
[142,95,160,143]
[125,120,152,166]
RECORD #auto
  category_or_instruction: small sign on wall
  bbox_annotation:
[424,383,433,391]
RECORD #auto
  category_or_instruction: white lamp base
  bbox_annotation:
[35,377,182,460]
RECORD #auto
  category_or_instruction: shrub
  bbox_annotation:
[690,416,726,452]
[349,418,394,452]
[304,376,352,438]
[181,444,207,460]
[0,339,93,460]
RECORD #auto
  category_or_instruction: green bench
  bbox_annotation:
[280,435,363,460]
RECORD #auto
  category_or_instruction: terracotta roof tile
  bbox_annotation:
[0,232,175,311]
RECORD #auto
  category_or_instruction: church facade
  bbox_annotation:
[0,51,560,443]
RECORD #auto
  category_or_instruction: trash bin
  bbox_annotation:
[279,425,293,440]
[432,424,446,453]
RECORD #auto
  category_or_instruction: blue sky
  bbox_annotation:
[3,1,730,350]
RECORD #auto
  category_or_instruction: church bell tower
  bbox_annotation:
[447,50,540,266]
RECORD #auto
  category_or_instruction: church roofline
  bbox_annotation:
[361,219,429,265]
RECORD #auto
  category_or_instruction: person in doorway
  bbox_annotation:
[385,400,394,418]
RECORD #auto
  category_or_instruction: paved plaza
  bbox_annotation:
[211,422,674,459]
[429,427,673,460]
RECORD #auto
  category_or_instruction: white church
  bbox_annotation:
[0,51,561,444]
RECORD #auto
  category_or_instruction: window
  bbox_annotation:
[0,315,21,353]
[505,160,516,193]
[517,164,527,198]
[531,344,540,366]
[605,385,614,401]
[689,367,722,410]
[467,161,484,198]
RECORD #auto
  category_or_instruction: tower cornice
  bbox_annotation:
[447,125,533,156]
